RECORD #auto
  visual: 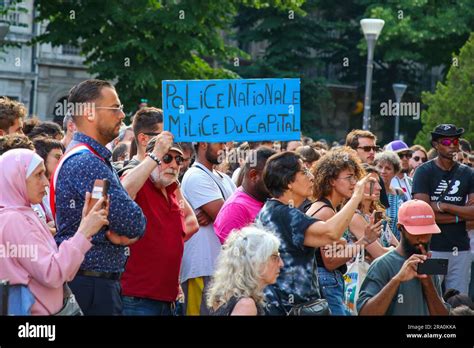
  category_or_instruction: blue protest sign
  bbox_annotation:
[162,78,300,142]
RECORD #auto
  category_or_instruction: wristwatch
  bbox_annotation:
[147,152,161,165]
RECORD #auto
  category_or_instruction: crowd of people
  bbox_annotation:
[0,79,473,316]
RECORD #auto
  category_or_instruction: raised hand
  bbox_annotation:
[79,192,109,239]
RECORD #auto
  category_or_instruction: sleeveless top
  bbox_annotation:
[344,209,388,263]
[309,198,347,274]
[210,296,265,316]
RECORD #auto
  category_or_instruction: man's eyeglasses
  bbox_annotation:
[299,168,313,178]
[438,138,459,147]
[337,175,357,184]
[413,156,427,163]
[95,104,125,113]
[143,132,161,137]
[162,153,184,165]
[398,152,412,160]
[357,146,380,153]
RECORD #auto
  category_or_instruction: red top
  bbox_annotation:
[121,179,185,302]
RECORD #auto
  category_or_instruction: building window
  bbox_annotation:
[0,0,22,27]
[62,45,81,56]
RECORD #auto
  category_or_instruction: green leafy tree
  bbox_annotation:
[33,0,303,115]
[232,0,474,143]
[363,0,474,67]
[358,0,474,143]
[414,33,474,149]
[232,0,336,140]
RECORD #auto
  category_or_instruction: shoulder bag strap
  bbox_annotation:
[193,164,227,200]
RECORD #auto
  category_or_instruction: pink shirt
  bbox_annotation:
[214,187,264,244]
[0,210,92,315]
[0,149,93,315]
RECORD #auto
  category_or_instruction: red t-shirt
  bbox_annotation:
[121,179,185,302]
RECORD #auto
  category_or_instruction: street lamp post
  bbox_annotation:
[0,22,9,41]
[393,83,407,140]
[360,18,385,131]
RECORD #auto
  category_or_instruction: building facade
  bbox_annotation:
[0,0,92,121]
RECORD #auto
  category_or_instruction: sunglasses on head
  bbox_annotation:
[357,146,380,152]
[438,138,459,146]
[413,156,427,163]
[398,152,412,159]
[162,153,184,165]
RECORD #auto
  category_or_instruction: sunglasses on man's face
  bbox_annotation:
[413,156,427,163]
[162,153,184,165]
[398,152,412,159]
[357,146,380,153]
[438,138,459,146]
[143,132,161,137]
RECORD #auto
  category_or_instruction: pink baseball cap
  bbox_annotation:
[397,200,441,235]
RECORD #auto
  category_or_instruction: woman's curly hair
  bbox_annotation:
[206,225,280,311]
[311,146,363,200]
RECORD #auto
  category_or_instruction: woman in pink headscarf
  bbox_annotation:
[0,149,109,315]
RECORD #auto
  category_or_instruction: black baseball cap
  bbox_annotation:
[431,124,464,141]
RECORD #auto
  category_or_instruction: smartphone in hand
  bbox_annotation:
[90,179,110,210]
[374,211,383,224]
[417,258,448,275]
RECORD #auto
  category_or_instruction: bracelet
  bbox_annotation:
[455,215,459,224]
[436,201,444,213]
[362,236,372,245]
[147,152,161,166]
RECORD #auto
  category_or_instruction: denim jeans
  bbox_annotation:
[317,266,350,316]
[122,296,175,316]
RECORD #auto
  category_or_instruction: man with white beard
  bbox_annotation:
[120,133,199,315]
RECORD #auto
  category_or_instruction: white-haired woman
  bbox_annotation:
[375,151,406,243]
[207,226,283,315]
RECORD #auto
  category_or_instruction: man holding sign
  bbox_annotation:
[164,78,300,315]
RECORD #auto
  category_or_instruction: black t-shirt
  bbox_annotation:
[256,200,320,314]
[412,160,474,251]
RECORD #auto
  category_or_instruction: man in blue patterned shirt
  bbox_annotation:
[54,79,146,315]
